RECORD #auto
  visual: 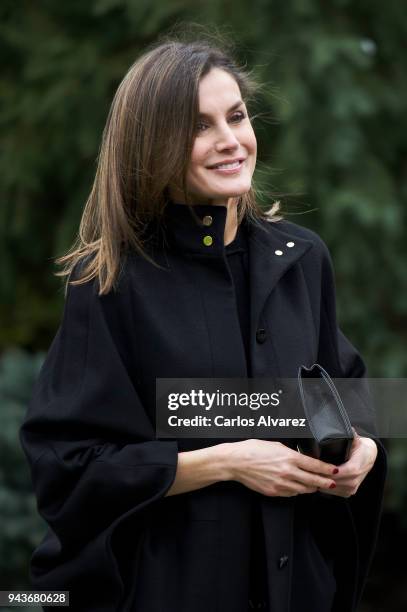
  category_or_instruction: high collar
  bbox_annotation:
[159,201,315,330]
[162,201,231,258]
[160,200,312,262]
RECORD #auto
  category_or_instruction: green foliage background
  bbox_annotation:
[1,0,406,609]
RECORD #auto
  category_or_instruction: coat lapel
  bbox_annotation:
[248,218,314,332]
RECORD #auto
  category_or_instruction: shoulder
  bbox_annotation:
[63,256,132,323]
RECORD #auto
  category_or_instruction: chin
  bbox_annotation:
[208,187,251,199]
[201,181,252,200]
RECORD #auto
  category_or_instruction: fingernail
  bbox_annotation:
[329,482,336,489]
[332,468,339,475]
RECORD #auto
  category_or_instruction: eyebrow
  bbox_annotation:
[198,100,244,119]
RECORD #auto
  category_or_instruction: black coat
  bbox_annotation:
[20,202,386,612]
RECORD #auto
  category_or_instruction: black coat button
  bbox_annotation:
[278,555,289,569]
[256,328,267,344]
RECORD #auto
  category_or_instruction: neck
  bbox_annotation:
[223,198,238,245]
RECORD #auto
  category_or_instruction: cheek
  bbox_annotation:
[248,133,257,170]
[247,126,257,155]
[186,144,208,190]
[190,139,209,170]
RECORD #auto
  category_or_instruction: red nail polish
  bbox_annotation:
[332,468,339,475]
[329,483,336,489]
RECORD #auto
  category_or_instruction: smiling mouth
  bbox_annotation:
[207,160,245,172]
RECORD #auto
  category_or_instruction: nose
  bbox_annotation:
[214,122,240,152]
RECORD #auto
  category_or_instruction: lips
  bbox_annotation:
[207,157,245,169]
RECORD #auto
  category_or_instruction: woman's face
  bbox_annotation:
[171,67,257,206]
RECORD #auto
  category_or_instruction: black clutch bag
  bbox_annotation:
[297,363,354,465]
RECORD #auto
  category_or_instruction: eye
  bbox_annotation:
[229,111,246,123]
[196,121,209,133]
[195,110,247,134]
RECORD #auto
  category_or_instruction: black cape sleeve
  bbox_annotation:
[19,264,179,611]
[316,240,387,612]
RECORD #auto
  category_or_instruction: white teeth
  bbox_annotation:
[213,161,241,170]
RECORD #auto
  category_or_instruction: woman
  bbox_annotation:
[20,36,386,612]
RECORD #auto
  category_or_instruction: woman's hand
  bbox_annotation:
[320,430,378,498]
[225,439,338,497]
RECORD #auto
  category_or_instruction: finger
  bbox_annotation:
[294,468,336,491]
[336,469,361,482]
[330,462,355,477]
[280,480,317,496]
[291,481,318,495]
[295,452,340,477]
[332,470,367,487]
[332,454,365,477]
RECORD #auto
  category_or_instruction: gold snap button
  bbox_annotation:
[203,235,213,246]
[202,215,213,226]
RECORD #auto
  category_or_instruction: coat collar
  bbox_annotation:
[162,201,315,327]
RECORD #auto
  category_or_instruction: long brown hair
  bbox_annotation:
[56,34,281,294]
